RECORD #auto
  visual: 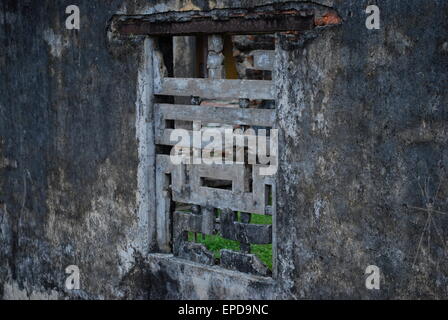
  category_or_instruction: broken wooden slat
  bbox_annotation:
[251,50,274,71]
[233,222,272,244]
[155,103,275,127]
[155,78,274,100]
[220,249,271,277]
[220,209,271,244]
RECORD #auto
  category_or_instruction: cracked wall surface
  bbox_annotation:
[1,0,447,299]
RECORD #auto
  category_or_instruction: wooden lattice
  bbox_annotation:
[153,34,276,276]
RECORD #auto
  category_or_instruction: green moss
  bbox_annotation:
[188,212,273,270]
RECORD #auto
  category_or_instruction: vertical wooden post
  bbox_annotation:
[152,38,174,253]
[136,37,157,254]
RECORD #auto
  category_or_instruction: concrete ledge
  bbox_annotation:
[146,254,276,299]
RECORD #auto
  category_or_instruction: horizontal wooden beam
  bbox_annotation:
[155,78,274,100]
[173,180,272,216]
[157,155,274,216]
[156,103,275,127]
[155,129,272,156]
[114,6,314,36]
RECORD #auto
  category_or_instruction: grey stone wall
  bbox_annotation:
[0,0,447,299]
[275,1,448,299]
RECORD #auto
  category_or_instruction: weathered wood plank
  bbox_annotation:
[170,164,274,215]
[192,162,247,194]
[155,157,174,253]
[114,8,314,36]
[155,78,274,100]
[156,128,272,153]
[155,104,275,127]
[173,186,265,215]
[252,50,274,71]
[156,155,275,216]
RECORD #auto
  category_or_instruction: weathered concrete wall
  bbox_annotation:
[274,1,448,299]
[0,0,146,299]
[1,0,447,299]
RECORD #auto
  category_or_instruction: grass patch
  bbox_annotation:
[188,212,272,270]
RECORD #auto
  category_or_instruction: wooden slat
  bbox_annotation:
[156,129,270,151]
[155,78,274,100]
[222,222,272,244]
[115,7,314,37]
[220,209,272,244]
[161,126,274,160]
[157,156,275,216]
[155,156,174,253]
[191,162,247,194]
[173,184,269,215]
[156,104,275,127]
